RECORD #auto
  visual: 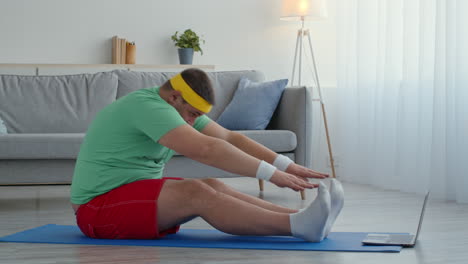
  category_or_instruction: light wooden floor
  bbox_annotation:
[1,178,467,264]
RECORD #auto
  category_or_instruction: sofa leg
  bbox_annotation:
[300,190,306,200]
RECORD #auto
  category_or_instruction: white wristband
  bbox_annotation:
[273,154,293,171]
[256,160,276,181]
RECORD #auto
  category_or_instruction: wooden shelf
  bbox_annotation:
[0,63,215,69]
[0,63,216,75]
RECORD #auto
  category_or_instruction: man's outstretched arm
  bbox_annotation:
[158,124,316,192]
[200,122,329,180]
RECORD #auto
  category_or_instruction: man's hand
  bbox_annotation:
[269,170,319,192]
[286,163,329,181]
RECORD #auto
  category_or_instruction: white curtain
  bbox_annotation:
[335,0,468,203]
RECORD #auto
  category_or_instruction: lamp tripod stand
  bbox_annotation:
[258,20,337,200]
[291,19,337,180]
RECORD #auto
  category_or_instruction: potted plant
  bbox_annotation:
[171,29,205,65]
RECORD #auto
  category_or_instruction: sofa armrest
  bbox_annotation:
[267,86,313,168]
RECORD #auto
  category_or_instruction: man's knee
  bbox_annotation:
[200,178,228,192]
[180,179,218,202]
[157,179,217,229]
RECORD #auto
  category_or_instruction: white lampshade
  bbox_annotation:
[280,0,328,21]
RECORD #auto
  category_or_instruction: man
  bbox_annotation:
[71,68,344,242]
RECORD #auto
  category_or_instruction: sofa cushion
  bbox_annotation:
[217,78,288,130]
[0,130,295,159]
[114,70,175,98]
[0,72,118,133]
[235,130,296,152]
[0,133,84,159]
[113,70,265,120]
[172,130,296,157]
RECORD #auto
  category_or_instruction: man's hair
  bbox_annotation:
[163,68,215,105]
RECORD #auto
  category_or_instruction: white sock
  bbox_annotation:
[289,182,331,242]
[324,178,344,237]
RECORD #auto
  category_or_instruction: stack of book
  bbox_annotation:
[112,36,136,64]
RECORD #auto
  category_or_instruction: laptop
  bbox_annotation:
[362,191,429,247]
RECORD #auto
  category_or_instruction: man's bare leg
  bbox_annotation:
[200,178,298,214]
[157,179,291,236]
[157,179,331,241]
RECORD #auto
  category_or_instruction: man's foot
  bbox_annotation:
[289,182,331,242]
[324,178,344,237]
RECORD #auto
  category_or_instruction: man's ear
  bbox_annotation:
[168,90,182,105]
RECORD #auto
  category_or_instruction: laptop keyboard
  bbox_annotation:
[364,234,415,244]
[388,234,415,244]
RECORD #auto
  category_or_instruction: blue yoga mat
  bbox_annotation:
[0,224,402,252]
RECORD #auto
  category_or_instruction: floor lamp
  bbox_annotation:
[281,0,337,182]
[258,0,336,200]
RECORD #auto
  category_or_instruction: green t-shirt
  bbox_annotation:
[70,87,211,204]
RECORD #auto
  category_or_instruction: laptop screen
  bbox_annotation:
[414,191,430,241]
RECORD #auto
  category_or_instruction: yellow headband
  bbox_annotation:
[169,73,212,113]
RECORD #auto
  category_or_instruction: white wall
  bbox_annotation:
[0,0,338,172]
[0,0,336,86]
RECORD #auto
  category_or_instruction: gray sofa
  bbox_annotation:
[0,68,313,185]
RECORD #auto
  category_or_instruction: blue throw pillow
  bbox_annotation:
[217,77,288,130]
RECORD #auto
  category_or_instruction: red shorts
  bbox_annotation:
[76,177,182,239]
